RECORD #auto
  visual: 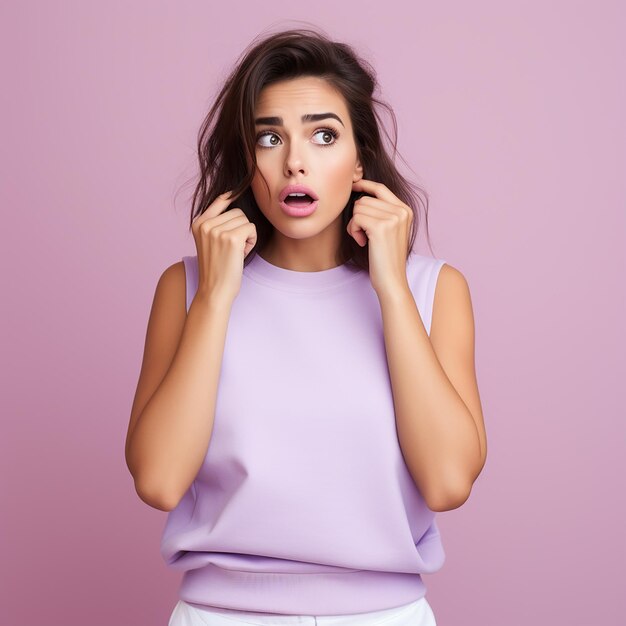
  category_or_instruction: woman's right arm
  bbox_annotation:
[124,264,234,512]
[125,190,256,512]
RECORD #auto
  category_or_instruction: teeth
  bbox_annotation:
[288,192,307,197]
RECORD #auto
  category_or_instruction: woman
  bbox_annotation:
[125,27,487,626]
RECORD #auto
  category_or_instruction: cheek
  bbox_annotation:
[324,150,357,187]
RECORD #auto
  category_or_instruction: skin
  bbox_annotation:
[250,75,363,271]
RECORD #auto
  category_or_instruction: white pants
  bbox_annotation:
[168,596,437,625]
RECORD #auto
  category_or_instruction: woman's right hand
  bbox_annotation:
[191,190,258,303]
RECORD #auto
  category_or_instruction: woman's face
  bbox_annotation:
[250,76,363,245]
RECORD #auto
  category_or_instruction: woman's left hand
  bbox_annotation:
[347,178,413,297]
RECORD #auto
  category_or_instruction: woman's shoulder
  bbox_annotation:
[159,259,187,287]
[406,251,447,280]
[408,252,467,301]
[149,260,188,317]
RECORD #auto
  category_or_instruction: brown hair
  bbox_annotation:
[185,25,433,270]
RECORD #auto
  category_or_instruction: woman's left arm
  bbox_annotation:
[348,178,488,513]
[378,266,487,513]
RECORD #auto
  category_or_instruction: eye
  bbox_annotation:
[256,131,281,148]
[312,128,339,146]
[256,127,340,149]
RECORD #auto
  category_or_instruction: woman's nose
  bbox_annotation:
[284,146,307,177]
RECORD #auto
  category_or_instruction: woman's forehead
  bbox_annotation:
[255,77,347,115]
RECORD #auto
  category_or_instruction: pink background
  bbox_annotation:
[2,2,624,624]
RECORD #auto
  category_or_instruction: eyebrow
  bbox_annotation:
[254,112,345,127]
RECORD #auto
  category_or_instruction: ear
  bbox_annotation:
[353,159,364,182]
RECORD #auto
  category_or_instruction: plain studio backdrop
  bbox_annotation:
[1,1,624,625]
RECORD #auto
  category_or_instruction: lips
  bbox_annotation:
[279,184,319,202]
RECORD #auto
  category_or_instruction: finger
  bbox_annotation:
[347,213,374,247]
[356,194,413,225]
[354,195,399,213]
[193,191,237,227]
[351,179,399,204]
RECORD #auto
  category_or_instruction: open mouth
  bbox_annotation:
[283,193,316,207]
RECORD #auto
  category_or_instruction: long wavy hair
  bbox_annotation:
[184,26,433,271]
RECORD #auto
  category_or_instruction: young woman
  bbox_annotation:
[125,27,487,626]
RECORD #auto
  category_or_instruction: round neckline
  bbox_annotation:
[243,251,363,292]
